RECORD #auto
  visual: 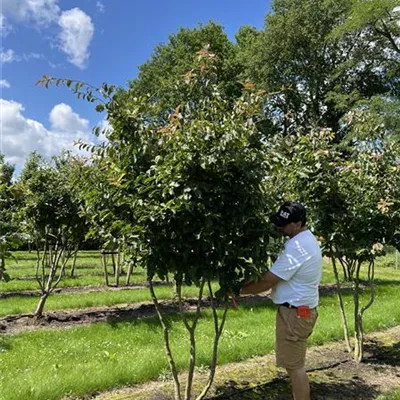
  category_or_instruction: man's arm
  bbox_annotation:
[240,271,282,295]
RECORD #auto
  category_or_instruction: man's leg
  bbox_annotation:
[286,367,310,400]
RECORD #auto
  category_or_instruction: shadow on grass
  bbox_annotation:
[364,339,400,367]
[0,336,13,351]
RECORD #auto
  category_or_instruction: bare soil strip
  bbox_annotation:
[0,285,355,335]
[0,295,272,335]
[0,280,171,298]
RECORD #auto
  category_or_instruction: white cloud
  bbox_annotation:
[0,49,43,64]
[2,2,95,69]
[1,0,60,26]
[0,13,12,36]
[0,80,11,88]
[49,103,89,133]
[0,49,18,64]
[58,8,94,69]
[0,99,93,167]
[23,52,43,61]
[96,1,105,13]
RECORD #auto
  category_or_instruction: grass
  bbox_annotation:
[1,251,148,292]
[1,253,399,316]
[0,283,218,316]
[378,390,400,400]
[1,282,400,400]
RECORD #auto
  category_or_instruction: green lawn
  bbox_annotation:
[1,252,399,317]
[1,251,148,292]
[0,283,216,316]
[378,390,400,400]
[1,281,400,400]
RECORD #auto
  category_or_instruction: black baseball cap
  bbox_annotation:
[270,201,307,227]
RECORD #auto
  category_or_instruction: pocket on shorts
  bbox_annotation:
[285,309,317,342]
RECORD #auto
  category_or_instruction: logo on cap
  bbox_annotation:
[279,210,290,219]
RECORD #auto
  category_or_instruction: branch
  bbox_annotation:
[332,256,352,353]
[360,260,375,315]
[374,21,400,55]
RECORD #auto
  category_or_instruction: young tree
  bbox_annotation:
[38,47,272,399]
[0,155,24,281]
[19,154,86,317]
[52,152,89,277]
[267,104,400,361]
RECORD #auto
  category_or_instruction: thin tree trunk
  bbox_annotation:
[353,260,362,362]
[70,245,79,277]
[148,279,182,400]
[333,256,352,353]
[338,257,348,281]
[113,252,119,286]
[175,278,205,400]
[34,293,49,317]
[357,260,375,363]
[196,280,229,400]
[102,252,109,286]
[126,261,133,285]
[34,230,72,318]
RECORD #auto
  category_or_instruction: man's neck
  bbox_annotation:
[289,226,307,239]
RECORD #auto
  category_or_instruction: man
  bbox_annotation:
[240,201,322,400]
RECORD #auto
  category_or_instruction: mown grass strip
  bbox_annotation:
[2,259,398,316]
[0,284,211,316]
[1,283,400,400]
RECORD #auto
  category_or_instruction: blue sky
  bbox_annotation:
[1,0,271,173]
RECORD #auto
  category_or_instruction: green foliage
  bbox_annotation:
[129,21,243,112]
[110,51,271,294]
[240,0,399,136]
[19,154,82,245]
[39,49,272,296]
[0,155,25,281]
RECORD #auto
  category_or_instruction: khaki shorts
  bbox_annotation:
[275,305,318,370]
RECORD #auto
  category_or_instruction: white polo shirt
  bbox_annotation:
[270,229,322,308]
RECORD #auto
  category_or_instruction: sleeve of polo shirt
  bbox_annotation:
[269,243,306,281]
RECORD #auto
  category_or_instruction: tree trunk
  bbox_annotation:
[70,246,79,277]
[149,279,182,400]
[126,261,133,285]
[102,253,109,286]
[333,257,352,353]
[175,278,205,400]
[113,252,119,287]
[353,260,363,363]
[196,280,229,400]
[35,293,49,318]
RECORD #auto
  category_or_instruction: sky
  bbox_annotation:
[0,0,271,175]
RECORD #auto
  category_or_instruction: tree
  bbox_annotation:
[267,104,400,361]
[38,47,272,399]
[0,155,23,281]
[333,0,400,56]
[52,152,89,277]
[128,21,243,113]
[241,0,399,136]
[19,154,86,317]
